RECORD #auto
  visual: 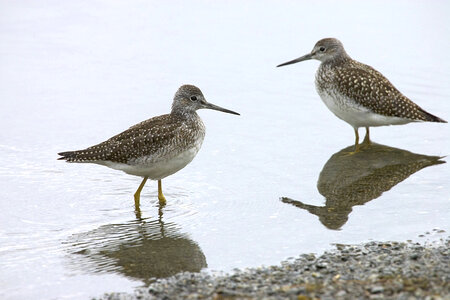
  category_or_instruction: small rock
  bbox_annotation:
[316,262,327,269]
[96,238,450,300]
[370,286,384,294]
[409,253,420,260]
[368,274,378,281]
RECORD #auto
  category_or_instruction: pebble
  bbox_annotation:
[370,285,384,294]
[97,238,449,300]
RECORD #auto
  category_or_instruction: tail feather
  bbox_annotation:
[57,150,100,162]
[58,142,114,162]
[58,151,80,162]
[420,108,447,123]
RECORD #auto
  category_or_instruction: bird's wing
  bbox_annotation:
[59,114,180,163]
[92,114,183,163]
[333,62,429,121]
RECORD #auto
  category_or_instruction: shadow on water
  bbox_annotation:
[64,207,207,285]
[282,143,445,230]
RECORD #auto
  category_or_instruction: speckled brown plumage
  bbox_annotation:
[317,57,446,122]
[58,84,239,204]
[59,85,238,180]
[58,113,205,164]
[277,38,446,152]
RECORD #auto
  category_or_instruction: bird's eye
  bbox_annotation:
[319,46,326,52]
[190,96,198,101]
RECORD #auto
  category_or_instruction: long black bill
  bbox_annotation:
[277,53,313,67]
[203,102,240,115]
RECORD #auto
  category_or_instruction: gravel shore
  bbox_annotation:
[98,238,449,300]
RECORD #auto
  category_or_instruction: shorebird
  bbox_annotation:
[58,85,239,207]
[277,38,446,152]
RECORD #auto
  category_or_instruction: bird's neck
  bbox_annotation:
[170,109,200,121]
[321,53,352,67]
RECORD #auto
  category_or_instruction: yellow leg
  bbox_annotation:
[345,128,360,155]
[134,176,148,208]
[353,128,360,152]
[362,126,371,146]
[158,179,167,205]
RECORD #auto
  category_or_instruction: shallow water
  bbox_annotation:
[1,1,449,299]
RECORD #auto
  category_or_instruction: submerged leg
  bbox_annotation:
[362,127,371,146]
[158,179,167,205]
[134,176,148,208]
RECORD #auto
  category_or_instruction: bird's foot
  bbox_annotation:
[343,150,359,156]
[158,193,167,206]
[134,193,143,218]
[359,143,371,150]
[361,137,372,149]
[343,144,361,156]
[134,207,142,219]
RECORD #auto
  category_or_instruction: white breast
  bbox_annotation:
[104,138,204,179]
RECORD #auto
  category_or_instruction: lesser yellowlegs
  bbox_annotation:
[58,85,239,206]
[277,38,446,152]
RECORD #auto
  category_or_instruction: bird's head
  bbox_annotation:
[277,38,349,67]
[172,85,240,116]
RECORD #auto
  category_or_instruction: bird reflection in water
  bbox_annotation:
[65,208,207,285]
[282,143,445,230]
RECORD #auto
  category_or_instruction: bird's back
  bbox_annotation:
[58,113,206,165]
[316,59,446,123]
